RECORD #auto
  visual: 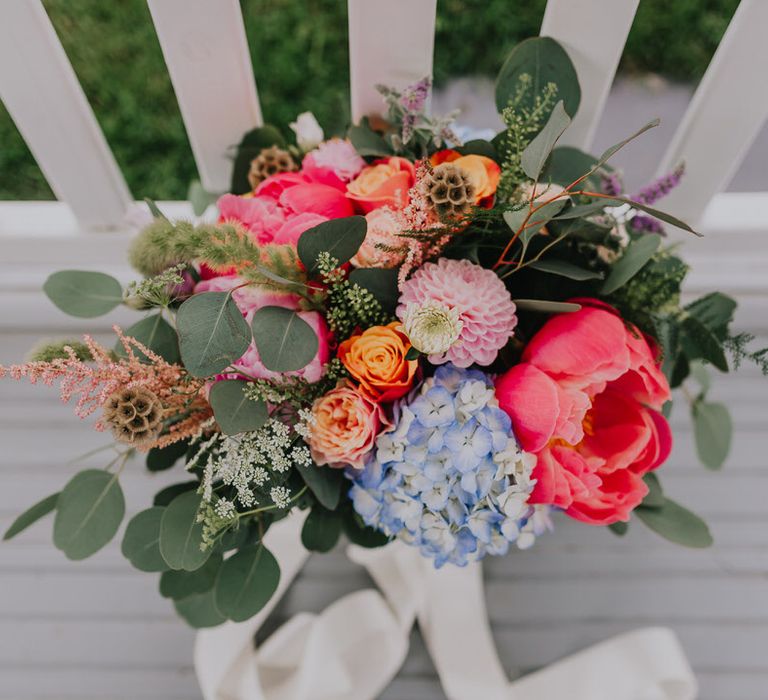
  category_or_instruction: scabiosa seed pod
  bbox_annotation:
[103,387,164,446]
[426,163,475,220]
[248,146,297,189]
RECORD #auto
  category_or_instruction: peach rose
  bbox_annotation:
[346,157,415,213]
[338,322,417,402]
[308,382,389,469]
[430,150,501,205]
[350,207,408,269]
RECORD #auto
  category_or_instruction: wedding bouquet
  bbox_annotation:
[3,37,766,629]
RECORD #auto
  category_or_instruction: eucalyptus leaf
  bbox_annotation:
[116,313,180,364]
[188,180,219,216]
[43,270,123,318]
[296,462,345,510]
[174,589,227,628]
[349,268,400,314]
[636,498,713,548]
[527,259,603,281]
[543,146,604,188]
[53,470,125,560]
[177,292,252,377]
[153,481,198,507]
[251,306,318,372]
[342,510,389,548]
[121,507,168,572]
[3,492,59,541]
[495,37,581,118]
[693,401,732,470]
[601,234,661,295]
[209,380,268,435]
[159,491,211,571]
[521,101,571,180]
[608,521,629,536]
[598,119,660,164]
[347,124,393,157]
[301,506,343,553]
[689,361,711,396]
[641,473,665,509]
[146,440,189,473]
[160,554,222,599]
[214,544,280,622]
[297,216,367,274]
[512,299,581,314]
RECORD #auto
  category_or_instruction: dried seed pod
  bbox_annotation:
[425,163,476,220]
[103,387,164,446]
[247,146,297,189]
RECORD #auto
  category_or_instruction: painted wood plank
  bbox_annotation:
[0,1,132,230]
[147,0,262,193]
[348,0,437,123]
[540,0,640,150]
[655,0,768,223]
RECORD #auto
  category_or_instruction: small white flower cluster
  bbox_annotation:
[270,486,291,509]
[293,408,317,439]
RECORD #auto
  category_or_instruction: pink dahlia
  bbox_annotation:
[396,258,517,368]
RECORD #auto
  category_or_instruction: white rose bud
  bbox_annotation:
[289,111,324,152]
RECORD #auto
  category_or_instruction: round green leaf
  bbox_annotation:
[160,554,222,599]
[3,492,59,541]
[636,498,713,548]
[121,507,168,572]
[495,37,581,117]
[159,491,212,571]
[301,506,343,553]
[174,589,227,629]
[297,216,367,274]
[43,270,123,318]
[146,440,189,472]
[214,545,280,622]
[116,313,180,364]
[693,401,732,470]
[641,473,665,509]
[251,306,318,372]
[177,292,251,377]
[153,481,199,507]
[209,380,269,435]
[342,510,389,548]
[53,470,125,560]
[296,462,345,511]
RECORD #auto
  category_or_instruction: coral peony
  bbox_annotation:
[350,206,408,269]
[308,382,389,469]
[346,157,415,212]
[279,182,355,219]
[217,194,285,245]
[302,139,366,190]
[255,171,307,201]
[495,302,672,525]
[338,322,418,402]
[194,276,330,383]
[397,258,517,368]
[271,212,328,247]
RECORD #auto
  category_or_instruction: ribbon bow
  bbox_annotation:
[196,513,697,700]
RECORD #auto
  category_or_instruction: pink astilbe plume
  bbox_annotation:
[0,327,211,450]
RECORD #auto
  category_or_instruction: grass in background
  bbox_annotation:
[0,0,738,201]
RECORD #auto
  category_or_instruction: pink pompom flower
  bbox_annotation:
[396,258,517,367]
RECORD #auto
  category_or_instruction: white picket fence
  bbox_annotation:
[1,1,767,699]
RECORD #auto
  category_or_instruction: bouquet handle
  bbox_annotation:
[195,514,697,700]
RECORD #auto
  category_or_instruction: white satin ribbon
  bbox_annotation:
[195,513,697,700]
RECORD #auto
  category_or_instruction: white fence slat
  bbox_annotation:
[0,1,132,230]
[348,0,437,124]
[540,0,640,150]
[656,0,768,223]
[147,0,262,193]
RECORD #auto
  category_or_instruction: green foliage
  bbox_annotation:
[636,498,713,548]
[242,357,347,408]
[53,470,125,560]
[43,270,123,318]
[176,291,252,377]
[527,259,603,281]
[601,234,662,294]
[209,380,269,435]
[724,332,768,374]
[3,493,59,541]
[214,544,280,622]
[121,507,169,572]
[347,268,400,315]
[160,554,222,600]
[342,509,389,548]
[26,339,96,363]
[251,306,319,373]
[146,441,189,473]
[230,125,286,194]
[296,462,346,511]
[115,313,180,364]
[174,590,227,628]
[520,100,571,180]
[128,219,200,276]
[693,400,732,470]
[297,216,367,275]
[159,491,212,571]
[124,265,187,309]
[301,505,343,552]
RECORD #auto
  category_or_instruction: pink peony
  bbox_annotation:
[217,194,285,245]
[495,301,672,526]
[351,207,408,269]
[255,172,307,201]
[194,276,331,383]
[302,139,366,191]
[279,182,355,219]
[272,212,328,247]
[396,258,517,367]
[308,381,389,469]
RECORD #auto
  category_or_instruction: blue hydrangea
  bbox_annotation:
[349,364,552,567]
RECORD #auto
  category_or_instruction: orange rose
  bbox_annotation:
[430,150,500,205]
[346,157,415,212]
[338,322,418,402]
